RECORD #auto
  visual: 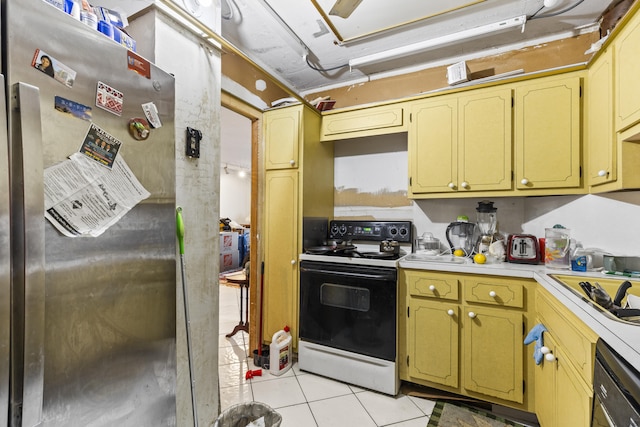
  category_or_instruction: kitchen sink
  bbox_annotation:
[551,275,640,326]
[402,253,465,264]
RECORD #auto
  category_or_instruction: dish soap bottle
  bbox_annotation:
[269,326,292,376]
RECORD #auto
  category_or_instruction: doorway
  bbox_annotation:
[220,94,262,355]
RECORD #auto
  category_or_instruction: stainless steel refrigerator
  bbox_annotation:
[1,0,177,425]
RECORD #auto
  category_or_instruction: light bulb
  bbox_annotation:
[543,0,560,8]
[197,0,213,6]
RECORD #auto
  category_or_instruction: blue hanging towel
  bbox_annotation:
[524,323,548,365]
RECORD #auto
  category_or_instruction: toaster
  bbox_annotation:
[506,234,540,264]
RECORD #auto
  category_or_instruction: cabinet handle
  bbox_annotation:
[540,346,550,355]
[447,309,455,316]
[429,285,436,291]
[521,178,529,185]
[289,159,295,166]
[545,353,556,362]
[448,182,455,189]
[461,181,469,189]
[468,311,476,318]
[290,259,296,265]
[598,170,608,177]
[489,291,496,298]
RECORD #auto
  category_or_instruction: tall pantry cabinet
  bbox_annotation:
[262,104,334,350]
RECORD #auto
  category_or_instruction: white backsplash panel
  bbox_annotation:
[333,134,640,257]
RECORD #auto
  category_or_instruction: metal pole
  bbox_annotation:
[176,207,198,427]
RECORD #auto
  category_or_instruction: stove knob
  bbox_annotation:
[330,225,339,236]
[339,225,347,235]
[399,227,408,238]
[389,226,398,237]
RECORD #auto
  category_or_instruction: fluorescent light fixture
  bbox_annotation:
[348,15,526,69]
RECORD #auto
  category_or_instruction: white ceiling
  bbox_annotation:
[220,0,614,95]
[96,0,615,97]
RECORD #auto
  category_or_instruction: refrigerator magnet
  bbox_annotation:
[78,123,122,168]
[127,51,151,79]
[128,118,151,141]
[95,81,124,116]
[31,49,77,87]
[142,102,162,128]
[54,96,92,121]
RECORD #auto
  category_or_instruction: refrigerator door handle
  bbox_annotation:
[11,82,45,427]
[0,75,12,427]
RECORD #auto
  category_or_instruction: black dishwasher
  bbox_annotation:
[591,339,640,427]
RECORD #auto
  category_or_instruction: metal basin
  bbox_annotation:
[550,275,640,326]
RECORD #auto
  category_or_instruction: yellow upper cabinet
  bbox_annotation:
[409,95,457,194]
[265,106,300,170]
[615,7,640,132]
[586,47,616,187]
[321,103,407,141]
[514,73,583,191]
[408,87,512,196]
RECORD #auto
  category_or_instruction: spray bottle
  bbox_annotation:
[269,326,292,376]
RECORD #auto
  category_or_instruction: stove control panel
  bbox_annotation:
[329,220,412,242]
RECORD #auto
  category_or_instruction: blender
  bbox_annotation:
[474,200,505,258]
[445,215,476,256]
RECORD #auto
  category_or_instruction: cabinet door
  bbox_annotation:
[515,75,582,190]
[587,47,616,186]
[409,97,458,194]
[458,88,513,192]
[534,332,557,427]
[555,346,593,427]
[263,170,299,341]
[408,298,459,387]
[264,107,300,170]
[463,305,524,403]
[615,11,640,131]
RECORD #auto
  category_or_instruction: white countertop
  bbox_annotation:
[398,256,640,367]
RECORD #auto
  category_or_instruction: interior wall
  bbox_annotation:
[305,33,598,109]
[220,107,252,225]
[220,172,251,224]
[129,9,222,426]
[333,136,640,257]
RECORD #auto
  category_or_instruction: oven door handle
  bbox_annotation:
[300,266,394,281]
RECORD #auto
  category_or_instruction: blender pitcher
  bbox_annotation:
[446,215,476,256]
[475,200,497,254]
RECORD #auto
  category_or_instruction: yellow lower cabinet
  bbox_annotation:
[408,298,459,387]
[402,270,531,409]
[534,331,593,427]
[534,287,597,426]
[463,305,524,403]
[556,345,593,427]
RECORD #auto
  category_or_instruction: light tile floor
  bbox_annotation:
[218,283,538,427]
[218,284,433,426]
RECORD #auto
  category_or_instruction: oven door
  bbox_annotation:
[299,261,397,361]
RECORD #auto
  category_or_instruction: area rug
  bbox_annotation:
[427,401,528,427]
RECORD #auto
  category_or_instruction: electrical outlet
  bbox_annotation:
[186,127,201,158]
